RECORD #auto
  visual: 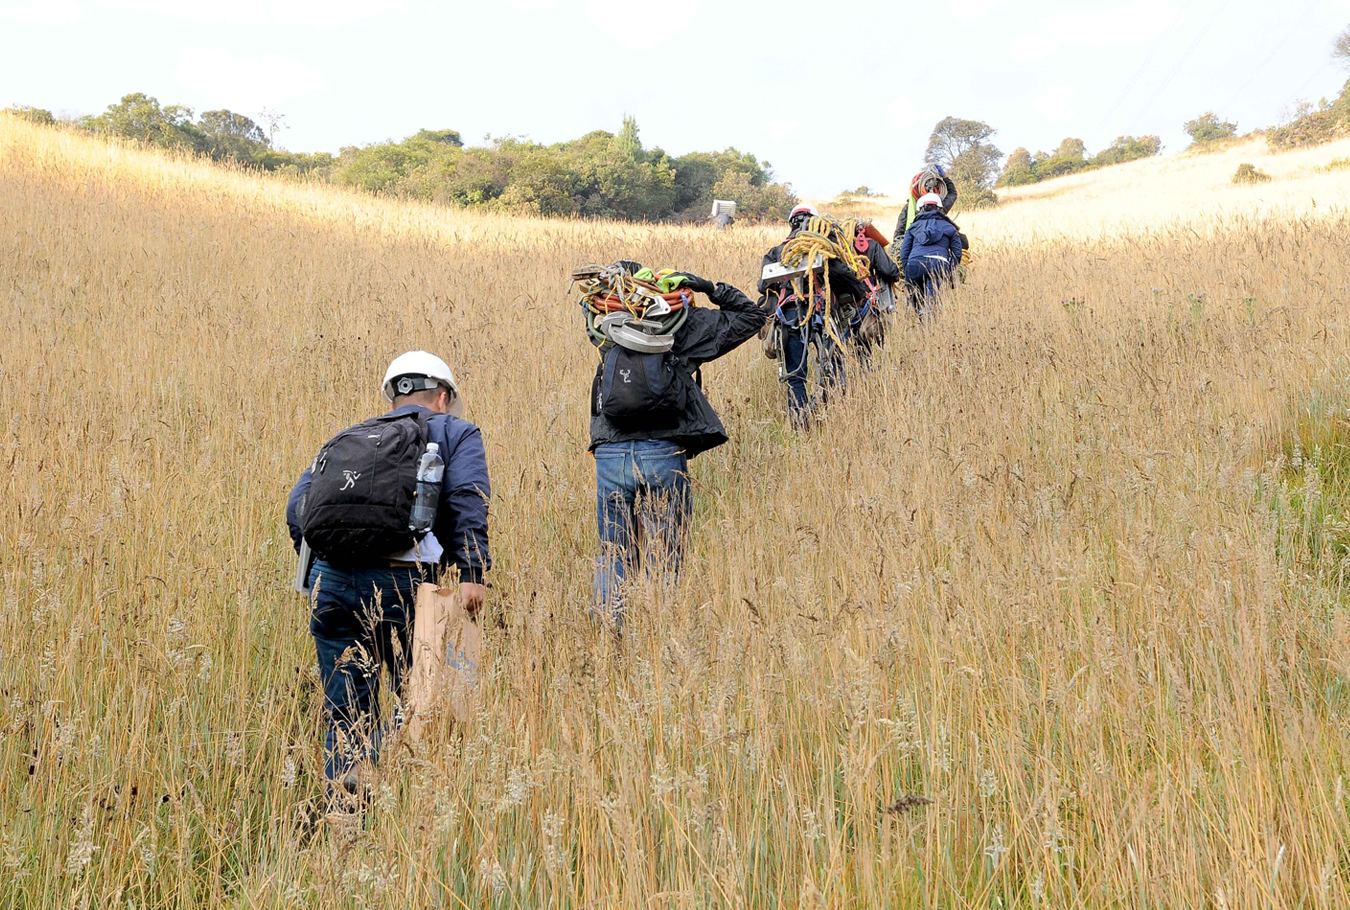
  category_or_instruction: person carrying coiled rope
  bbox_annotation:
[757,204,871,428]
[569,261,767,634]
[900,192,964,315]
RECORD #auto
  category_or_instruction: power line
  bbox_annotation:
[1215,0,1328,119]
[1130,0,1237,132]
[1282,60,1338,110]
[1096,3,1185,134]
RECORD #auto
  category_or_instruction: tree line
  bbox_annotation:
[3,94,795,222]
[9,30,1349,221]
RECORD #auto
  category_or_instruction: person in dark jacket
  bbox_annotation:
[854,222,901,362]
[900,193,964,314]
[892,164,959,244]
[758,205,869,426]
[286,351,490,809]
[589,265,767,632]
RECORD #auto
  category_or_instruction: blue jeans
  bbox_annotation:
[905,258,951,313]
[308,560,425,800]
[592,440,691,630]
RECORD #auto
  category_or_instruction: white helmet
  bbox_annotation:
[917,192,944,209]
[381,350,464,417]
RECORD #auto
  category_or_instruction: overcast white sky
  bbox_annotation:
[3,0,1349,197]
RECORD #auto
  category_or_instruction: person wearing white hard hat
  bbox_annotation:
[899,192,964,315]
[285,350,490,813]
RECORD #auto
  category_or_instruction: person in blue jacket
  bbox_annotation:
[899,192,964,314]
[286,351,490,811]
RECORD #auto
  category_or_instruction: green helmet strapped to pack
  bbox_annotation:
[569,262,696,354]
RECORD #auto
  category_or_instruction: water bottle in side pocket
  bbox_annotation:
[409,442,444,534]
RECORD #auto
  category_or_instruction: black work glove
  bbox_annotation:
[611,259,644,275]
[670,272,715,295]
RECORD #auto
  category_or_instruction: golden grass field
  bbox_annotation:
[4,115,1350,908]
[820,135,1350,243]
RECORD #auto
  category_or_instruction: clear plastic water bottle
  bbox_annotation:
[409,443,443,534]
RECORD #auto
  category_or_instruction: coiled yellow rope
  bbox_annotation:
[778,215,869,344]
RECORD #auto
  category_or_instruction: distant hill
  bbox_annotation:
[810,136,1350,244]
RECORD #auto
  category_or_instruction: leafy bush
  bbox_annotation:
[1232,163,1272,185]
[1317,156,1350,173]
[1093,135,1162,166]
[4,105,55,125]
[327,117,793,221]
[1266,78,1350,148]
[1184,111,1238,147]
[40,92,795,222]
[996,135,1161,187]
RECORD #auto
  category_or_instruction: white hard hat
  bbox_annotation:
[789,203,818,219]
[917,192,944,209]
[382,350,464,417]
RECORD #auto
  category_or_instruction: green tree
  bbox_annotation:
[1092,135,1162,166]
[1335,24,1350,68]
[1036,137,1090,179]
[925,117,1001,208]
[670,148,781,218]
[925,116,997,169]
[412,128,463,147]
[495,150,577,216]
[709,169,795,221]
[1184,111,1237,146]
[81,93,203,151]
[197,110,269,164]
[4,105,55,126]
[997,148,1038,187]
[255,149,334,176]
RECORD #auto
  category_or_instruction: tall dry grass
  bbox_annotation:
[4,116,1350,908]
[820,135,1350,244]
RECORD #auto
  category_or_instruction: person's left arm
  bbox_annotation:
[435,423,492,614]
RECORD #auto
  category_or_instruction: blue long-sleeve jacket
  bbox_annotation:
[286,404,491,582]
[900,210,964,268]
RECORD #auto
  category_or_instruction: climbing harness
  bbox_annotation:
[569,264,697,354]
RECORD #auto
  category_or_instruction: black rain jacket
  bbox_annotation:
[863,238,900,286]
[588,281,769,458]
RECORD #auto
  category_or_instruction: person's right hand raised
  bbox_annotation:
[669,273,715,295]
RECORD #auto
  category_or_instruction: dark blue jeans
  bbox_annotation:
[592,440,691,630]
[308,560,424,797]
[905,258,951,313]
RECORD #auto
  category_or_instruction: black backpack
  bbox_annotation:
[301,410,430,566]
[595,345,690,430]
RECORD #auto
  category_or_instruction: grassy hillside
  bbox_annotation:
[4,116,1350,908]
[821,135,1350,242]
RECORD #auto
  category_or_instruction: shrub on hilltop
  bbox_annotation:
[1184,111,1238,148]
[1266,79,1350,149]
[3,96,796,222]
[996,135,1161,187]
[4,105,55,125]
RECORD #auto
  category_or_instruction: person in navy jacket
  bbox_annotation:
[899,192,964,314]
[286,351,490,810]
